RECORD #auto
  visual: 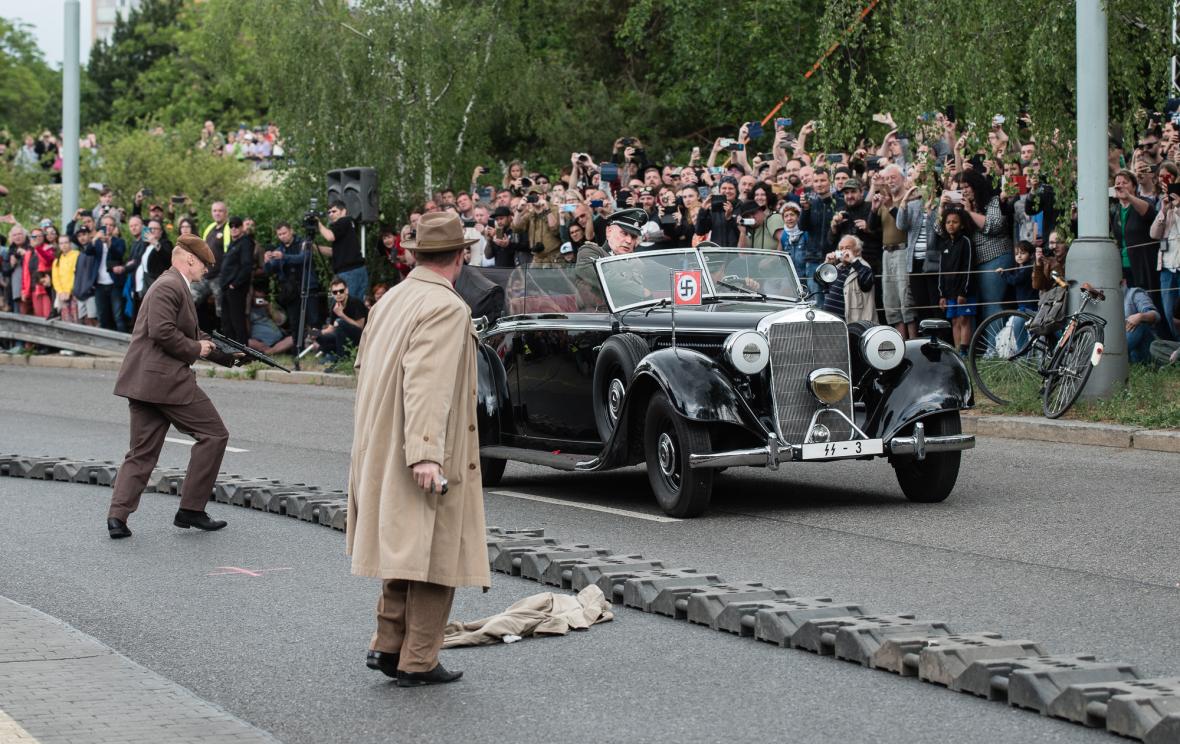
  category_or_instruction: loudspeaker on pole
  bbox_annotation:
[326,167,379,224]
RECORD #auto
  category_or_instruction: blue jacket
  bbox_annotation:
[264,239,320,289]
[86,235,127,287]
[72,244,101,299]
[798,191,839,263]
[1001,263,1036,307]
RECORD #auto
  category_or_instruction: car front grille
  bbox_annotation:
[766,317,854,444]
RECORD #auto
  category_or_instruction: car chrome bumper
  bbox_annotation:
[687,423,975,469]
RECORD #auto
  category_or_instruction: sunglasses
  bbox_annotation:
[331,288,347,295]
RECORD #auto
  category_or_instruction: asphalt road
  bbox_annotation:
[1,366,1177,744]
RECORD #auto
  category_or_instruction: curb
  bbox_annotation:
[2,354,1173,449]
[0,352,356,389]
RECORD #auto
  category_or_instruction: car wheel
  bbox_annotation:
[480,457,506,487]
[592,333,649,441]
[644,392,713,518]
[891,411,962,503]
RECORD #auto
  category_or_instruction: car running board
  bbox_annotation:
[480,445,600,472]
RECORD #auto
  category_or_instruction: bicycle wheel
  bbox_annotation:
[967,310,1046,405]
[1042,323,1099,419]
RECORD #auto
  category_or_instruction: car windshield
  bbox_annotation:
[699,248,803,301]
[496,264,584,316]
[596,248,712,311]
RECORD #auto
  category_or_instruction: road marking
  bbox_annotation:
[489,490,681,523]
[0,708,39,742]
[165,436,248,453]
[207,566,292,578]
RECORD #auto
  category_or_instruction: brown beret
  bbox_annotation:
[176,234,215,266]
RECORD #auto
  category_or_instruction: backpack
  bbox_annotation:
[1028,284,1068,336]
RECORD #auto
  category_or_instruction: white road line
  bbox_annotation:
[164,436,249,453]
[489,490,681,523]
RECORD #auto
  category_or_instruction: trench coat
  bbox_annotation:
[346,267,490,589]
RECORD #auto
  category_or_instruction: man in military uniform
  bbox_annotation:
[575,208,647,309]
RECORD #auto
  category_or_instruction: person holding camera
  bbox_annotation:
[315,276,368,364]
[1110,168,1160,294]
[695,175,740,245]
[88,214,128,332]
[483,206,520,268]
[317,200,369,301]
[218,217,255,344]
[823,235,876,322]
[658,188,695,249]
[511,188,561,265]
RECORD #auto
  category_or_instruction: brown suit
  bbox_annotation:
[108,267,236,522]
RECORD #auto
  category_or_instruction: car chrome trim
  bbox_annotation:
[886,430,976,460]
[687,430,975,469]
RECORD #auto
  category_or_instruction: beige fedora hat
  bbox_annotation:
[411,211,479,253]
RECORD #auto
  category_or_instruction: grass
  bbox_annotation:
[978,363,1180,429]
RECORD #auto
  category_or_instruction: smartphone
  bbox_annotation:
[708,166,723,175]
[171,195,185,204]
[560,204,576,213]
[1012,175,1029,195]
[746,121,764,139]
[719,138,736,148]
[723,143,745,152]
[1108,186,1118,199]
[710,194,726,209]
[697,186,710,199]
[775,118,793,129]
[478,166,489,174]
[944,104,957,123]
[826,153,843,164]
[945,190,963,203]
[589,199,604,208]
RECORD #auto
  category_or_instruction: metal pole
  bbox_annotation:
[61,1,81,228]
[1070,0,1127,398]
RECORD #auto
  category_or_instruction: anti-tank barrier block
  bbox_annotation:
[1049,677,1180,728]
[623,571,725,613]
[569,559,667,593]
[1007,657,1140,715]
[870,632,1007,676]
[1143,714,1180,744]
[685,583,791,629]
[315,501,348,530]
[541,554,644,589]
[792,614,917,655]
[214,478,281,506]
[833,618,953,667]
[1,456,63,479]
[49,460,119,485]
[518,547,615,583]
[491,543,595,577]
[913,634,1044,685]
[486,537,558,568]
[485,527,545,539]
[955,654,1099,701]
[752,598,868,647]
[145,468,186,494]
[1088,680,1180,741]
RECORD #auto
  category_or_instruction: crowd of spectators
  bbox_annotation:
[3,106,1180,368]
[377,108,1180,363]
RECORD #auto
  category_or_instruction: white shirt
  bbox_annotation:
[135,244,155,293]
[96,240,113,285]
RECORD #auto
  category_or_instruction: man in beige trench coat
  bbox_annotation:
[346,211,491,687]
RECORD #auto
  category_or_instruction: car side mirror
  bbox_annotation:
[918,319,950,338]
[813,262,838,288]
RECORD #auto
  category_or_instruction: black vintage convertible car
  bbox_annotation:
[475,246,975,517]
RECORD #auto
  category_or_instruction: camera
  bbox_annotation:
[520,177,533,189]
[710,194,727,210]
[776,117,793,129]
[141,187,153,197]
[531,242,546,254]
[478,166,489,174]
[589,199,604,208]
[739,217,756,227]
[461,217,476,228]
[302,197,322,234]
[171,195,185,204]
[526,193,540,204]
[577,154,590,163]
[620,137,635,147]
[560,204,576,213]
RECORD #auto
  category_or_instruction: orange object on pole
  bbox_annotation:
[759,0,883,126]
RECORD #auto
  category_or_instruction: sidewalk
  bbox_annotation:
[0,596,279,744]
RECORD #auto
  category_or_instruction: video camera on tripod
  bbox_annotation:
[302,197,322,237]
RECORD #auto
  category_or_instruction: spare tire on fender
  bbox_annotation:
[592,333,649,441]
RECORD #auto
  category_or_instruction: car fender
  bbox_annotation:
[866,339,974,441]
[476,342,511,446]
[586,348,765,471]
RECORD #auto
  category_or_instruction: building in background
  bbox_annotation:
[91,0,142,45]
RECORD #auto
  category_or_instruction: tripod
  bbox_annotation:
[293,233,316,371]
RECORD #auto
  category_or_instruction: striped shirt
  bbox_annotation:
[971,197,1013,265]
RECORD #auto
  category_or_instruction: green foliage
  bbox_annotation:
[0,159,61,227]
[78,125,253,220]
[994,362,1180,428]
[85,0,186,126]
[0,18,60,137]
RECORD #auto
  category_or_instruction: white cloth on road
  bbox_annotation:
[442,585,613,647]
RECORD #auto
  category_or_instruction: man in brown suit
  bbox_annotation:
[107,234,241,539]
[347,212,490,687]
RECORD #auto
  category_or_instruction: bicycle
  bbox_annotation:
[967,274,1107,418]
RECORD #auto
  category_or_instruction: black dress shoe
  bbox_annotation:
[396,664,462,687]
[366,650,400,679]
[173,509,227,531]
[107,518,132,539]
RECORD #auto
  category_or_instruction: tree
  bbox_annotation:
[0,18,60,138]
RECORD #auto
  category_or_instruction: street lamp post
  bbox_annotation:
[61,0,81,229]
[1070,0,1128,398]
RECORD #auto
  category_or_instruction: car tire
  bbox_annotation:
[480,456,506,487]
[644,392,713,518]
[891,411,961,503]
[592,333,649,441]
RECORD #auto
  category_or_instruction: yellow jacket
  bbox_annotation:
[52,249,79,295]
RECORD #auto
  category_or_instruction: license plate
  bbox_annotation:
[801,439,883,460]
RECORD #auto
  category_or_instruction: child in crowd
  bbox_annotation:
[937,208,974,354]
[1002,240,1037,314]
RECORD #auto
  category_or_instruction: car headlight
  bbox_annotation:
[860,325,905,371]
[723,330,770,375]
[808,368,850,405]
